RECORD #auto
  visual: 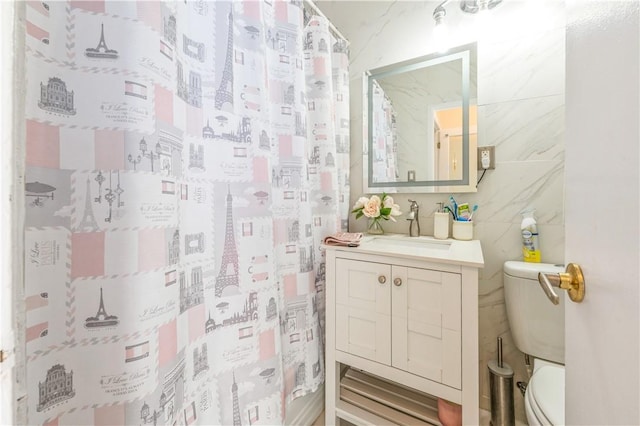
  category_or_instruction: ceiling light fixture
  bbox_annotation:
[433,4,449,52]
[432,0,503,24]
[433,4,447,26]
[459,0,502,14]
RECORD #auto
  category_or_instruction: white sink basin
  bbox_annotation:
[325,234,484,267]
[367,236,452,250]
[324,233,483,267]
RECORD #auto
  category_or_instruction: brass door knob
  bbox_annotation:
[537,263,585,305]
[378,275,387,284]
[393,278,402,286]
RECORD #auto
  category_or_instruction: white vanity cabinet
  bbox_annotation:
[324,235,484,425]
[335,259,462,388]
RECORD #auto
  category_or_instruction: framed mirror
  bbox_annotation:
[363,43,477,193]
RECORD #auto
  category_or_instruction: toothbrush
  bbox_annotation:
[444,205,456,221]
[449,196,458,220]
[468,204,478,221]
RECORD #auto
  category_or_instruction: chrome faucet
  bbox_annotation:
[407,199,420,237]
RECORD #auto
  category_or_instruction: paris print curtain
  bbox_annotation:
[22,1,349,424]
[371,80,398,184]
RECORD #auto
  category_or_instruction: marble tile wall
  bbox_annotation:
[316,1,567,421]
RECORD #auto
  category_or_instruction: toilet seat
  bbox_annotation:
[525,365,565,425]
[526,382,554,425]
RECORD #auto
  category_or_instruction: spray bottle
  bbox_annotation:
[521,209,541,263]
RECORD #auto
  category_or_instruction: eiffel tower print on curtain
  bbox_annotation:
[231,371,242,426]
[78,177,99,232]
[215,11,234,110]
[85,23,118,59]
[85,287,119,328]
[215,186,239,297]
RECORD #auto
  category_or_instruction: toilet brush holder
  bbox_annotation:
[488,337,515,426]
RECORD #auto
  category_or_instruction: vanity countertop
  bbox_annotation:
[324,234,484,268]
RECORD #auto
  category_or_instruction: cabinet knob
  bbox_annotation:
[378,275,387,284]
[393,278,402,286]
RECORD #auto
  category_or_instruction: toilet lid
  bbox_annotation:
[530,365,565,425]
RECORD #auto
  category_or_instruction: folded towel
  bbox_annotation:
[323,232,364,247]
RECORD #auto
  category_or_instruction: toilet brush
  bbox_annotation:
[488,337,515,426]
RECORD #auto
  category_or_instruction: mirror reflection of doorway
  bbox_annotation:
[434,105,477,183]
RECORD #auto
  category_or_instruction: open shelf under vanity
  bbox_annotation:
[337,367,443,426]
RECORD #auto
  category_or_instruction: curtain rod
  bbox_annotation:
[302,0,350,45]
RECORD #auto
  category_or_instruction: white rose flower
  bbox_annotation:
[362,195,381,218]
[353,196,369,210]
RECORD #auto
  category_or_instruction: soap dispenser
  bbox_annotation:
[434,202,449,240]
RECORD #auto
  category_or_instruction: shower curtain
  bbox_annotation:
[22,1,349,424]
[370,80,398,184]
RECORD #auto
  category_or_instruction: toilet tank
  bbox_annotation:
[503,261,565,364]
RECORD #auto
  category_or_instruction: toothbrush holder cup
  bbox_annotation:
[452,220,474,241]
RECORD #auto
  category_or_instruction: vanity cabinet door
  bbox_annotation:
[335,258,392,365]
[391,266,462,389]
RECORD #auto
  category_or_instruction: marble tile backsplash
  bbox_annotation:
[317,1,567,421]
[479,26,566,104]
[479,95,565,162]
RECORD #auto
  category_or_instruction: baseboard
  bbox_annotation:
[284,384,325,426]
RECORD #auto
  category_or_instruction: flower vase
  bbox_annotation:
[367,218,384,235]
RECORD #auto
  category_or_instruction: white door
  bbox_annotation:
[565,2,639,424]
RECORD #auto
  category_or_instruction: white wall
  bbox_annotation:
[284,384,324,426]
[317,0,566,420]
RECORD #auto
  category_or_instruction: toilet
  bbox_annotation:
[503,261,566,425]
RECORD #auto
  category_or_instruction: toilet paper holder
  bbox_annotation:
[537,262,585,305]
